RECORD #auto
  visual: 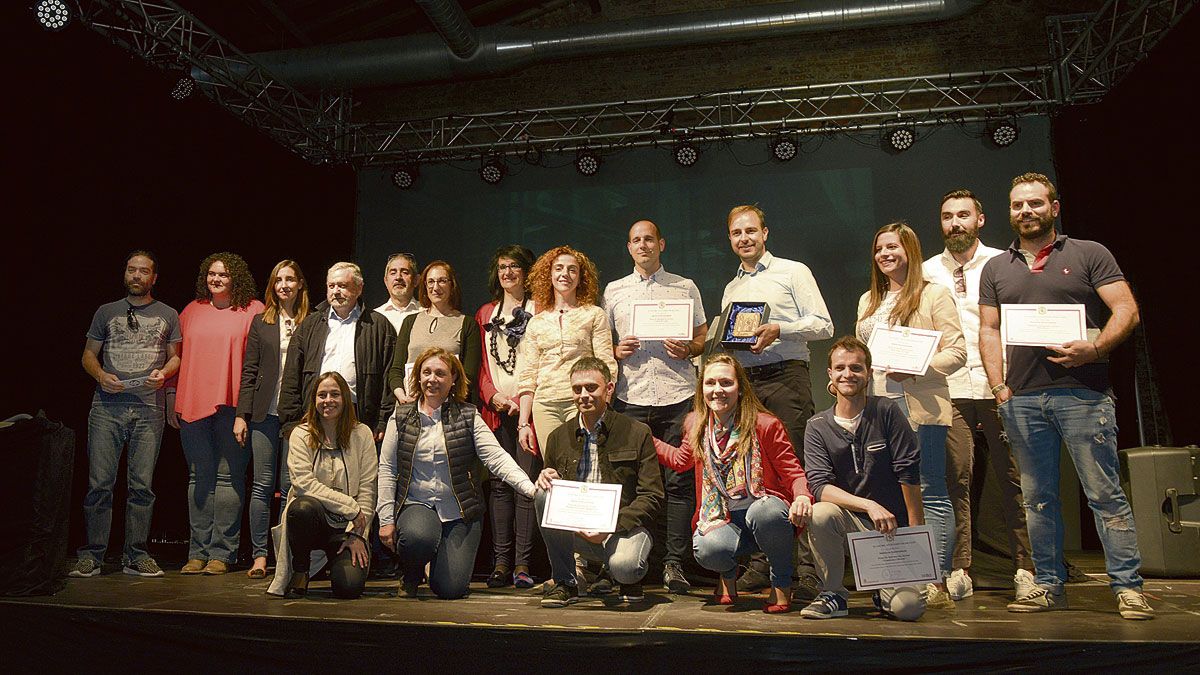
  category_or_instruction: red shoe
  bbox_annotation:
[712,591,736,606]
[763,587,791,613]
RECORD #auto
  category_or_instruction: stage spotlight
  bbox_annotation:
[35,0,72,31]
[479,158,506,185]
[988,119,1019,148]
[523,146,543,166]
[770,136,798,162]
[391,165,418,190]
[673,141,699,168]
[575,149,600,176]
[884,126,916,153]
[170,77,194,100]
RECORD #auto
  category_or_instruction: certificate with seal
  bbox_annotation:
[1001,304,1086,347]
[540,479,623,533]
[847,525,940,591]
[866,325,941,376]
[629,299,694,341]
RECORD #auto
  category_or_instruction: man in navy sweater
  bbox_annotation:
[800,336,926,621]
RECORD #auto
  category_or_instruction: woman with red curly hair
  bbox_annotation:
[516,246,618,455]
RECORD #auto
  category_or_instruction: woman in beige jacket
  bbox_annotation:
[856,221,966,609]
[267,371,378,599]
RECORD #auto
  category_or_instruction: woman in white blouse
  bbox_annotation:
[377,347,538,599]
[516,245,618,454]
[267,371,377,599]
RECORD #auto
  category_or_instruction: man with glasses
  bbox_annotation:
[72,250,181,579]
[377,253,420,333]
[922,188,1036,603]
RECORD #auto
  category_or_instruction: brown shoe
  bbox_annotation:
[203,559,229,575]
[180,559,207,575]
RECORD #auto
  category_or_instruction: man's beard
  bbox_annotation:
[125,281,149,297]
[1010,211,1055,240]
[944,229,978,255]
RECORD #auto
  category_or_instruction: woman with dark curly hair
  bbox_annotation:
[474,245,541,588]
[516,245,617,455]
[175,252,264,575]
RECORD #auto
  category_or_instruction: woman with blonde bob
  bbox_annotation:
[516,245,618,455]
[377,347,537,599]
[267,371,377,599]
[235,259,310,578]
[855,221,966,608]
[654,354,813,613]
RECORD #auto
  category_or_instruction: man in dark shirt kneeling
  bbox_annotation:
[535,357,664,607]
[800,336,925,621]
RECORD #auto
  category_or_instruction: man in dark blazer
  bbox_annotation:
[534,356,664,607]
[279,262,395,440]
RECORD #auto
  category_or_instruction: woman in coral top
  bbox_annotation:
[474,245,540,589]
[515,245,617,455]
[655,353,813,613]
[175,252,264,575]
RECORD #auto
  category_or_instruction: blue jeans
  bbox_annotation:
[999,389,1143,592]
[395,503,483,599]
[180,406,249,564]
[79,402,164,563]
[917,424,955,577]
[248,415,284,559]
[692,495,796,589]
[535,491,653,586]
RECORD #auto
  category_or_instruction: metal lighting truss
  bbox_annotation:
[76,0,350,163]
[348,67,1055,164]
[1048,0,1196,105]
[71,0,1193,166]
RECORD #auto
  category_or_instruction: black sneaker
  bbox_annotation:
[586,566,614,596]
[619,583,645,603]
[792,573,821,603]
[122,557,165,578]
[736,566,770,593]
[69,557,101,578]
[541,582,579,608]
[662,562,690,595]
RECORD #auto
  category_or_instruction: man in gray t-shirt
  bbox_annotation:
[71,251,181,580]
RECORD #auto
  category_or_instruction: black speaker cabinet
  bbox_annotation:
[1118,446,1200,577]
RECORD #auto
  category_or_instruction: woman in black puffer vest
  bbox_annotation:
[377,347,538,599]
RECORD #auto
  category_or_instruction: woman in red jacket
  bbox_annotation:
[474,245,540,589]
[656,353,813,613]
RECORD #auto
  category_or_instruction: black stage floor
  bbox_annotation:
[3,553,1198,671]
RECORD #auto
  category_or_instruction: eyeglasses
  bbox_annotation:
[426,278,451,286]
[497,263,524,272]
[953,266,967,297]
[126,306,140,332]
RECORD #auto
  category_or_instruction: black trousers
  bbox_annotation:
[612,398,692,567]
[487,413,542,568]
[286,495,368,599]
[744,359,816,576]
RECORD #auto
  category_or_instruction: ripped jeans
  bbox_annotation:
[998,388,1143,592]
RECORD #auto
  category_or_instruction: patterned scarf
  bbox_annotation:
[697,413,765,534]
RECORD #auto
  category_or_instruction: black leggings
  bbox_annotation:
[487,414,541,568]
[287,495,369,599]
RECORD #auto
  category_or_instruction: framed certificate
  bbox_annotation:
[866,325,941,376]
[1001,304,1086,347]
[629,299,693,341]
[717,302,772,350]
[847,525,940,591]
[540,479,623,533]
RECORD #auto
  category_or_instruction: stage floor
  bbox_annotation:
[3,553,1198,670]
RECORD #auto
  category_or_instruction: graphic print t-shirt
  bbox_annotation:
[87,299,182,407]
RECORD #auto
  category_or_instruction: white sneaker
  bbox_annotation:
[1116,588,1155,620]
[1013,568,1037,600]
[947,568,974,600]
[923,583,955,610]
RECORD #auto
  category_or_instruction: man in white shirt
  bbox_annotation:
[605,219,707,594]
[376,253,421,333]
[922,189,1035,602]
[720,204,834,597]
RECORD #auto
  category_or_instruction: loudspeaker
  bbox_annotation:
[1118,446,1200,577]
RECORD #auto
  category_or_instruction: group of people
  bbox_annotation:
[73,170,1154,621]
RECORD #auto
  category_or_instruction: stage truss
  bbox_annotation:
[72,0,1194,166]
